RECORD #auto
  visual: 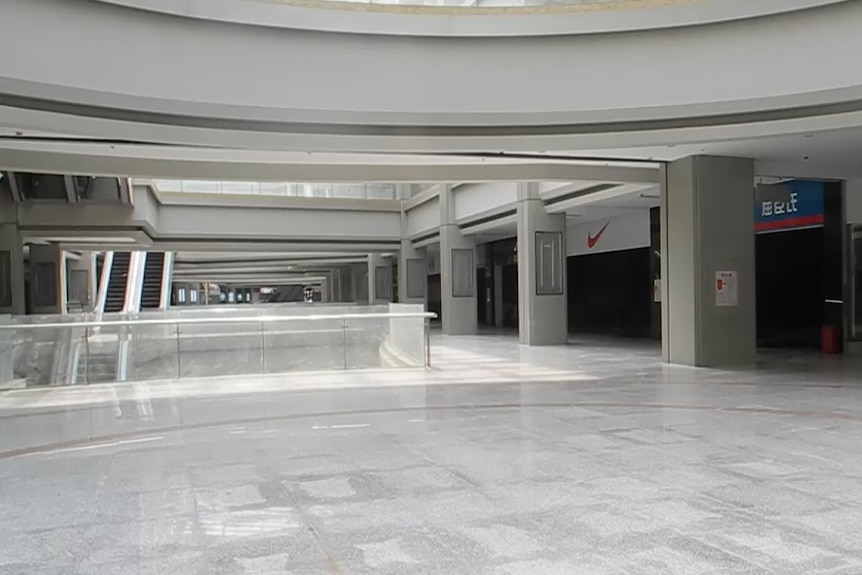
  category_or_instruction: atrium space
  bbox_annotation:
[4,0,862,572]
[4,336,862,574]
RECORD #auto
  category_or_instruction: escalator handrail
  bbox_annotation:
[94,251,115,321]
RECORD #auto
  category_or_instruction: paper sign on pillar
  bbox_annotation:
[715,271,738,307]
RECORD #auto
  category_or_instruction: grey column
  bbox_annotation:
[399,210,426,306]
[517,182,568,345]
[661,155,756,367]
[351,262,368,303]
[332,268,340,303]
[320,275,329,303]
[367,255,377,304]
[29,244,66,315]
[66,251,97,312]
[339,266,353,303]
[0,223,25,315]
[494,264,504,328]
[367,253,392,304]
[440,185,478,335]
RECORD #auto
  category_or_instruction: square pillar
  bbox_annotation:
[399,211,426,306]
[440,185,477,335]
[494,264,504,328]
[517,182,568,345]
[320,274,330,303]
[333,268,349,303]
[0,224,25,315]
[351,262,368,303]
[649,207,662,340]
[661,156,756,367]
[28,244,67,315]
[367,253,392,304]
[338,266,353,303]
[66,251,97,313]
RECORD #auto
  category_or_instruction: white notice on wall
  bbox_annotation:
[715,271,738,307]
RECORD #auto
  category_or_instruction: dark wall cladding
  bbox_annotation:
[567,247,652,337]
[426,274,442,323]
[564,179,843,348]
[470,179,842,347]
[755,179,843,349]
[755,227,824,348]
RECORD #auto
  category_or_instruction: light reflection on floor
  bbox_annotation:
[3,336,862,574]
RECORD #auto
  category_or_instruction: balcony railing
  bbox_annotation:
[0,305,434,388]
[147,180,397,200]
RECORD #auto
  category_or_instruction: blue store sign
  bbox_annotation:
[754,179,824,234]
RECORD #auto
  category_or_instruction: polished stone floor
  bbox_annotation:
[3,335,862,574]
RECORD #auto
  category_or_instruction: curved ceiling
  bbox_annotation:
[0,0,861,159]
[90,0,845,37]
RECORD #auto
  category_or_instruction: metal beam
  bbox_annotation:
[543,183,659,213]
[5,171,23,202]
[117,177,133,204]
[63,175,79,203]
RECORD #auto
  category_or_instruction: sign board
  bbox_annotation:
[567,210,651,256]
[715,271,738,307]
[535,231,563,295]
[755,180,824,234]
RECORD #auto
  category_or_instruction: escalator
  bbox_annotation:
[140,252,165,309]
[264,285,304,303]
[104,252,131,313]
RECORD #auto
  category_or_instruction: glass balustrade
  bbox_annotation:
[0,305,433,388]
[146,180,397,200]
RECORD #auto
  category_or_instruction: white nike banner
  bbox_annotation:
[566,210,651,257]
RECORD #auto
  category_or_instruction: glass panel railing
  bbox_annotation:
[0,306,433,388]
[178,320,265,378]
[84,324,122,384]
[127,323,179,382]
[346,315,389,369]
[264,316,346,372]
[146,180,397,201]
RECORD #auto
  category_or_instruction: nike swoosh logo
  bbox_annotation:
[587,221,610,248]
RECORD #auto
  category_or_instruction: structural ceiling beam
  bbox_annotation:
[0,143,660,185]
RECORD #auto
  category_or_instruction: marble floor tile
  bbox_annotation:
[3,335,862,574]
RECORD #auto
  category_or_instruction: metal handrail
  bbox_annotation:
[0,312,437,331]
[95,251,114,321]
